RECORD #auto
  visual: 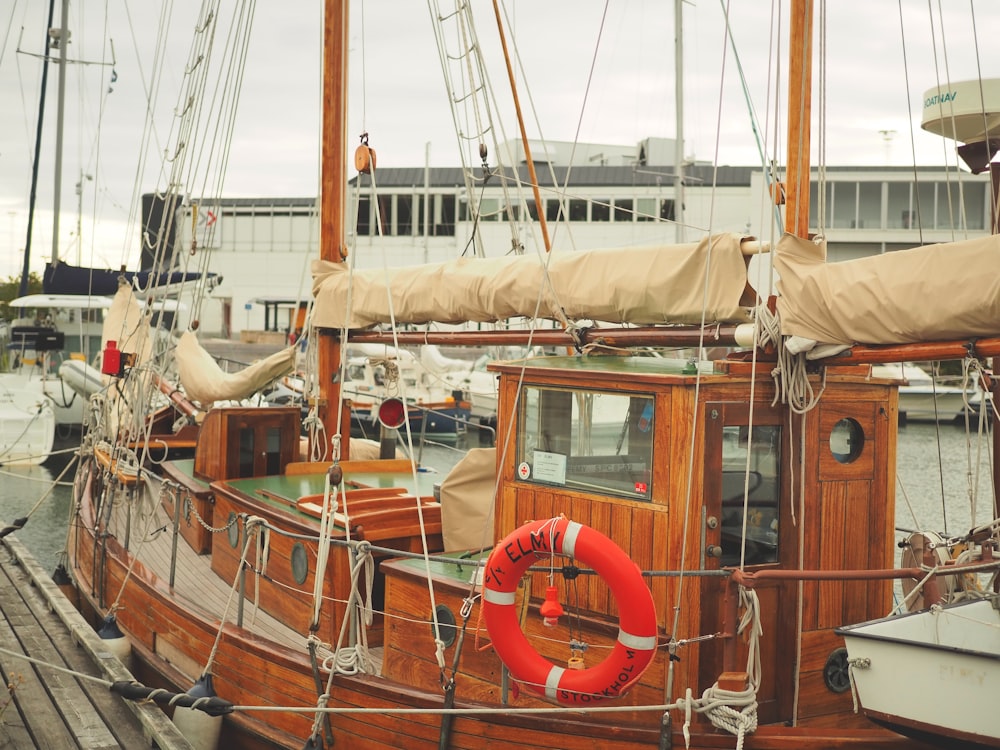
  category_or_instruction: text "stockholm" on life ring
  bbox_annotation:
[481,516,657,704]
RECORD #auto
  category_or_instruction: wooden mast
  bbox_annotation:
[786,0,813,238]
[316,0,350,458]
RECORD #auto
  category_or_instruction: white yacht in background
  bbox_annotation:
[0,381,54,466]
[3,294,111,435]
[871,361,983,423]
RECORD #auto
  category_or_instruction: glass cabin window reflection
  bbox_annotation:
[720,425,780,565]
[517,386,654,501]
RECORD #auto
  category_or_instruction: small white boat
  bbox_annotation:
[871,362,982,423]
[0,383,55,465]
[837,597,1000,748]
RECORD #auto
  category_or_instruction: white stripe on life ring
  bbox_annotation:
[483,588,516,606]
[544,665,566,700]
[618,629,658,651]
[561,520,582,557]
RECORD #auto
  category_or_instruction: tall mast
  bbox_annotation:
[51,0,70,267]
[317,0,350,456]
[786,0,813,237]
[674,0,684,242]
[18,0,58,298]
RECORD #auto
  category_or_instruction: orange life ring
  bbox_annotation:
[482,517,657,704]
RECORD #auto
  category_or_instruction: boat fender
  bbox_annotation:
[97,613,132,666]
[482,517,657,704]
[173,673,224,750]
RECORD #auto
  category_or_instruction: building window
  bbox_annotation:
[613,199,633,222]
[397,195,414,236]
[659,198,676,222]
[435,194,456,236]
[478,197,503,222]
[376,194,392,236]
[546,199,564,223]
[857,182,880,229]
[831,182,857,229]
[591,199,610,222]
[886,182,911,228]
[636,197,657,222]
[569,199,588,221]
[356,195,371,236]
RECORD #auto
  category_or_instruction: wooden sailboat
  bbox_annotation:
[65,2,1000,749]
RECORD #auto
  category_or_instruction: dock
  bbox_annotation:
[0,528,192,749]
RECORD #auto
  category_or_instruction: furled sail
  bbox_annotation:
[174,330,296,406]
[312,233,758,329]
[775,232,1000,347]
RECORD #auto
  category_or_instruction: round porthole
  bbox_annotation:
[823,647,851,693]
[291,542,309,585]
[829,418,864,464]
[227,511,240,548]
[431,604,457,648]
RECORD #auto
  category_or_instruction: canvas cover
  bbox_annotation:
[175,330,296,406]
[440,447,497,552]
[775,233,1000,347]
[312,234,756,329]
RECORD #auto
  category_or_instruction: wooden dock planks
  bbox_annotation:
[0,528,193,749]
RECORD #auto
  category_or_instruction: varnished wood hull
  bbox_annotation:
[67,459,918,750]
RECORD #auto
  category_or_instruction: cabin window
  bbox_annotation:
[591,199,610,222]
[265,427,283,474]
[516,385,654,501]
[238,427,255,477]
[719,425,780,566]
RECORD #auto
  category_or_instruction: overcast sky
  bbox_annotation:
[1,0,997,279]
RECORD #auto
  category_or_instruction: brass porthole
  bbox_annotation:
[291,542,309,585]
[432,604,457,648]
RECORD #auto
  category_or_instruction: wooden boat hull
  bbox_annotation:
[67,452,917,750]
[838,599,1000,748]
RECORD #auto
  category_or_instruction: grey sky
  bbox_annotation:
[0,0,997,279]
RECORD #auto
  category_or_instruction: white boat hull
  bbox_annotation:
[838,598,1000,748]
[0,382,56,465]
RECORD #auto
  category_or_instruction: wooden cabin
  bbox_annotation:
[380,354,897,729]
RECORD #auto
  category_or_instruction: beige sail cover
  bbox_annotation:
[175,330,297,406]
[99,281,157,437]
[312,234,756,329]
[440,447,497,552]
[775,233,1000,346]
[102,280,153,372]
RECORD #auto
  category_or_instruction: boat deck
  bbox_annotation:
[105,477,375,675]
[0,529,192,749]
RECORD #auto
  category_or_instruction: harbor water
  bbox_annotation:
[2,421,996,590]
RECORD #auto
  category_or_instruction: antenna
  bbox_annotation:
[879,129,897,164]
